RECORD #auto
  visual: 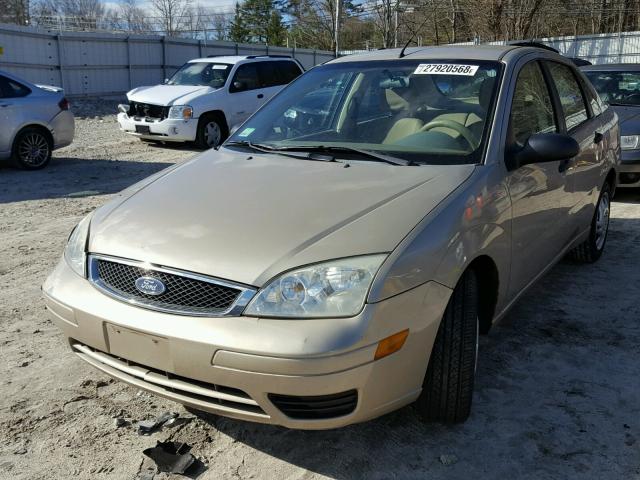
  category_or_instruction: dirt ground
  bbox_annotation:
[0,100,639,480]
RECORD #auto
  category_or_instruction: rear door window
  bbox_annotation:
[0,75,31,98]
[546,62,589,130]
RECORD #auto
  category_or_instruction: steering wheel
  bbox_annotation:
[419,119,478,150]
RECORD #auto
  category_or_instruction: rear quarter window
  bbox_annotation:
[0,75,31,98]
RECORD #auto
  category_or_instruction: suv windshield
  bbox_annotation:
[168,62,231,88]
[584,70,640,106]
[226,59,501,165]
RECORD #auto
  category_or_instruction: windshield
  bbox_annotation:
[168,62,231,88]
[584,70,640,106]
[226,59,501,165]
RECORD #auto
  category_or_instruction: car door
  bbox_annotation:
[227,62,267,127]
[505,60,574,297]
[0,75,31,156]
[543,60,603,231]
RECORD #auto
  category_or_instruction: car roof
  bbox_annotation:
[581,63,640,72]
[187,55,296,65]
[328,44,570,64]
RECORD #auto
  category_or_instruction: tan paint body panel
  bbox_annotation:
[89,150,475,287]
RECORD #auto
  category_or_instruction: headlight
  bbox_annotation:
[621,135,640,150]
[64,213,92,277]
[168,105,193,120]
[244,255,387,318]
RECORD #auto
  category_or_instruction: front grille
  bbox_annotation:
[89,256,252,316]
[129,101,169,120]
[73,343,268,417]
[269,390,358,420]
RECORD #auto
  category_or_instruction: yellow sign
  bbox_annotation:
[0,46,4,56]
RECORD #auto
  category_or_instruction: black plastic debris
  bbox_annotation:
[143,441,195,474]
[137,412,179,435]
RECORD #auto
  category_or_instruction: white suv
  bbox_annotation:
[117,55,303,148]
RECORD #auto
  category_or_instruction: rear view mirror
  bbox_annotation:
[508,133,580,170]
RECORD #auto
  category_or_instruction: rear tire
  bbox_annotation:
[569,181,611,263]
[416,269,478,423]
[12,127,52,170]
[195,114,227,149]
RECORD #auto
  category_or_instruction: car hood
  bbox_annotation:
[127,84,216,106]
[611,105,640,135]
[90,149,475,287]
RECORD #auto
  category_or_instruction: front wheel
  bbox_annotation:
[12,128,52,170]
[415,269,479,423]
[195,114,226,149]
[569,182,611,263]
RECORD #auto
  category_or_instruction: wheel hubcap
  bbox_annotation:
[19,134,49,166]
[204,122,221,147]
[595,191,610,250]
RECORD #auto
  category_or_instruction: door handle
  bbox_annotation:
[257,93,264,99]
[594,132,604,144]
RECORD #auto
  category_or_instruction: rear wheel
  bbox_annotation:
[12,127,52,170]
[569,181,611,263]
[196,114,227,149]
[416,269,478,423]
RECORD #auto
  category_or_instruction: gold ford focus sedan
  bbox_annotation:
[44,45,620,429]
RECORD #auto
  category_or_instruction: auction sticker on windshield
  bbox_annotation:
[414,64,479,75]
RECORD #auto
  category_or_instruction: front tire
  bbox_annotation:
[195,114,226,149]
[12,127,52,170]
[569,181,611,263]
[416,270,478,423]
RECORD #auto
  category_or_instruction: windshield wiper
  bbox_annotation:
[265,145,412,166]
[223,140,337,162]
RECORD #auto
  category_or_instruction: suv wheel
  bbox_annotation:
[569,181,611,263]
[416,269,478,423]
[12,127,52,170]
[196,114,226,149]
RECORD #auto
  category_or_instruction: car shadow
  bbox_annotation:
[614,187,640,204]
[0,156,172,204]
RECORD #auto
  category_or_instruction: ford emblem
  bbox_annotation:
[135,276,166,296]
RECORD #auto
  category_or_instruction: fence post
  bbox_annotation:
[313,49,316,65]
[56,34,65,92]
[618,30,624,63]
[161,36,167,81]
[235,42,239,55]
[198,39,203,58]
[126,36,132,90]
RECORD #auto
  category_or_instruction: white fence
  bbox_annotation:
[0,23,335,97]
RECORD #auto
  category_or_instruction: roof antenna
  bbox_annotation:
[399,17,430,58]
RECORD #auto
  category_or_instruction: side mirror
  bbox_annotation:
[233,81,246,92]
[508,133,580,170]
[163,78,169,84]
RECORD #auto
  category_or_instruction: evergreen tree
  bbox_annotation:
[229,1,250,43]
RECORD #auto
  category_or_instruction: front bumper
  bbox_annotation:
[618,150,640,187]
[43,257,451,429]
[117,112,198,143]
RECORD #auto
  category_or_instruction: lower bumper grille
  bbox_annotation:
[269,390,358,420]
[72,342,267,417]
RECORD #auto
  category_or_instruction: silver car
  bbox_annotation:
[0,70,75,169]
[44,45,619,429]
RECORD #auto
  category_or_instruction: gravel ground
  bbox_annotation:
[0,100,639,480]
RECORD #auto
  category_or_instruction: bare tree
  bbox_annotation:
[149,0,193,36]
